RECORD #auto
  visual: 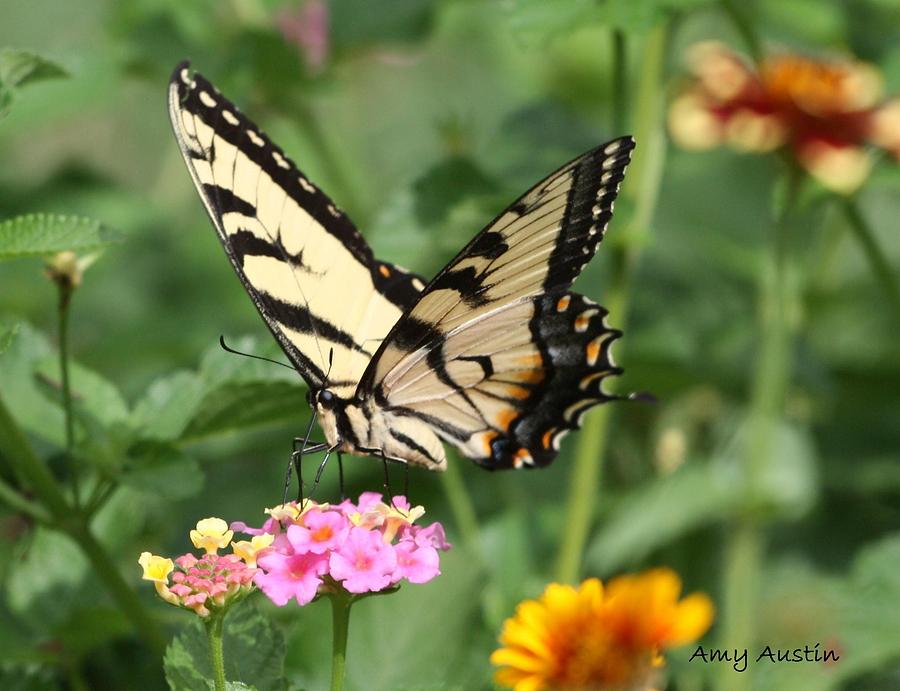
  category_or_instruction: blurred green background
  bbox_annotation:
[1,0,899,689]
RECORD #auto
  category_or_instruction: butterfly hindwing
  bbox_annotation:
[167,62,423,395]
[359,138,634,469]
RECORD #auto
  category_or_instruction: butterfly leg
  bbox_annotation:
[305,449,332,504]
[380,452,395,507]
[284,438,330,506]
[403,462,409,503]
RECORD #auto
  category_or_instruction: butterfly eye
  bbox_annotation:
[317,389,336,409]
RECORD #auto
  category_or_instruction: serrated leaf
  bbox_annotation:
[0,214,122,260]
[0,48,68,89]
[164,601,287,691]
[121,442,204,500]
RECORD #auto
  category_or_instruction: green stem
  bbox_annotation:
[554,25,669,583]
[0,476,51,522]
[58,283,79,507]
[842,198,900,319]
[718,166,801,691]
[440,452,481,553]
[0,395,165,655]
[205,612,227,691]
[720,0,762,65]
[0,394,71,517]
[610,29,627,135]
[329,592,353,691]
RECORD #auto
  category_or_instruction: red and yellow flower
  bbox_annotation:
[491,568,713,691]
[669,41,900,193]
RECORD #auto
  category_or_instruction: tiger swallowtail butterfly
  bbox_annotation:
[168,62,635,471]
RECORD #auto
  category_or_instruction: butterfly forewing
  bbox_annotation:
[167,62,423,394]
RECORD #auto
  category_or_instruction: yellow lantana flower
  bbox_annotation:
[189,517,233,554]
[491,569,714,691]
[231,533,275,567]
[138,552,178,605]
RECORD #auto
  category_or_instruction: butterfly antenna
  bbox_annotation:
[219,335,294,370]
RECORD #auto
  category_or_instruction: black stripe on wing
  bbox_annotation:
[169,61,424,313]
[476,292,624,470]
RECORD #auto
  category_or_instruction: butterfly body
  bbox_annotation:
[168,62,635,472]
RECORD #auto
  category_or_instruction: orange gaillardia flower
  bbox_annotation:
[669,41,900,194]
[491,569,713,691]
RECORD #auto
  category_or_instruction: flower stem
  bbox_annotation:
[329,592,353,691]
[440,452,481,552]
[205,612,227,691]
[720,0,762,65]
[57,281,80,507]
[718,166,801,691]
[554,25,669,583]
[842,198,900,320]
[610,29,627,135]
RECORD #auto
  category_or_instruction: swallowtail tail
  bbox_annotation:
[168,62,635,471]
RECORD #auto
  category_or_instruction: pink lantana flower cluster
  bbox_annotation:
[232,492,451,606]
[139,518,272,617]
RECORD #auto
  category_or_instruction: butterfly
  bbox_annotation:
[168,62,635,472]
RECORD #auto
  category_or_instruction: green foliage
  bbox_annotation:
[164,602,286,691]
[0,214,122,260]
[0,48,68,118]
[0,2,898,690]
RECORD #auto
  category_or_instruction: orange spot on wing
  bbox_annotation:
[480,432,497,456]
[575,315,590,332]
[542,429,555,449]
[556,295,571,312]
[586,338,603,366]
[508,367,544,384]
[517,353,543,368]
[496,408,518,432]
[379,264,391,278]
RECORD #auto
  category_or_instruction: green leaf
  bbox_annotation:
[164,601,287,691]
[0,48,68,89]
[131,371,206,442]
[342,547,487,690]
[5,528,89,630]
[183,381,306,441]
[586,461,740,574]
[0,322,64,446]
[34,356,130,428]
[121,442,204,500]
[0,214,122,260]
[412,156,499,226]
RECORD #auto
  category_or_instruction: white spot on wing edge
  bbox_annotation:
[604,140,622,155]
[180,68,191,85]
[273,151,290,169]
[298,176,315,193]
[199,91,217,108]
[222,110,239,126]
[247,130,265,147]
[327,204,340,217]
